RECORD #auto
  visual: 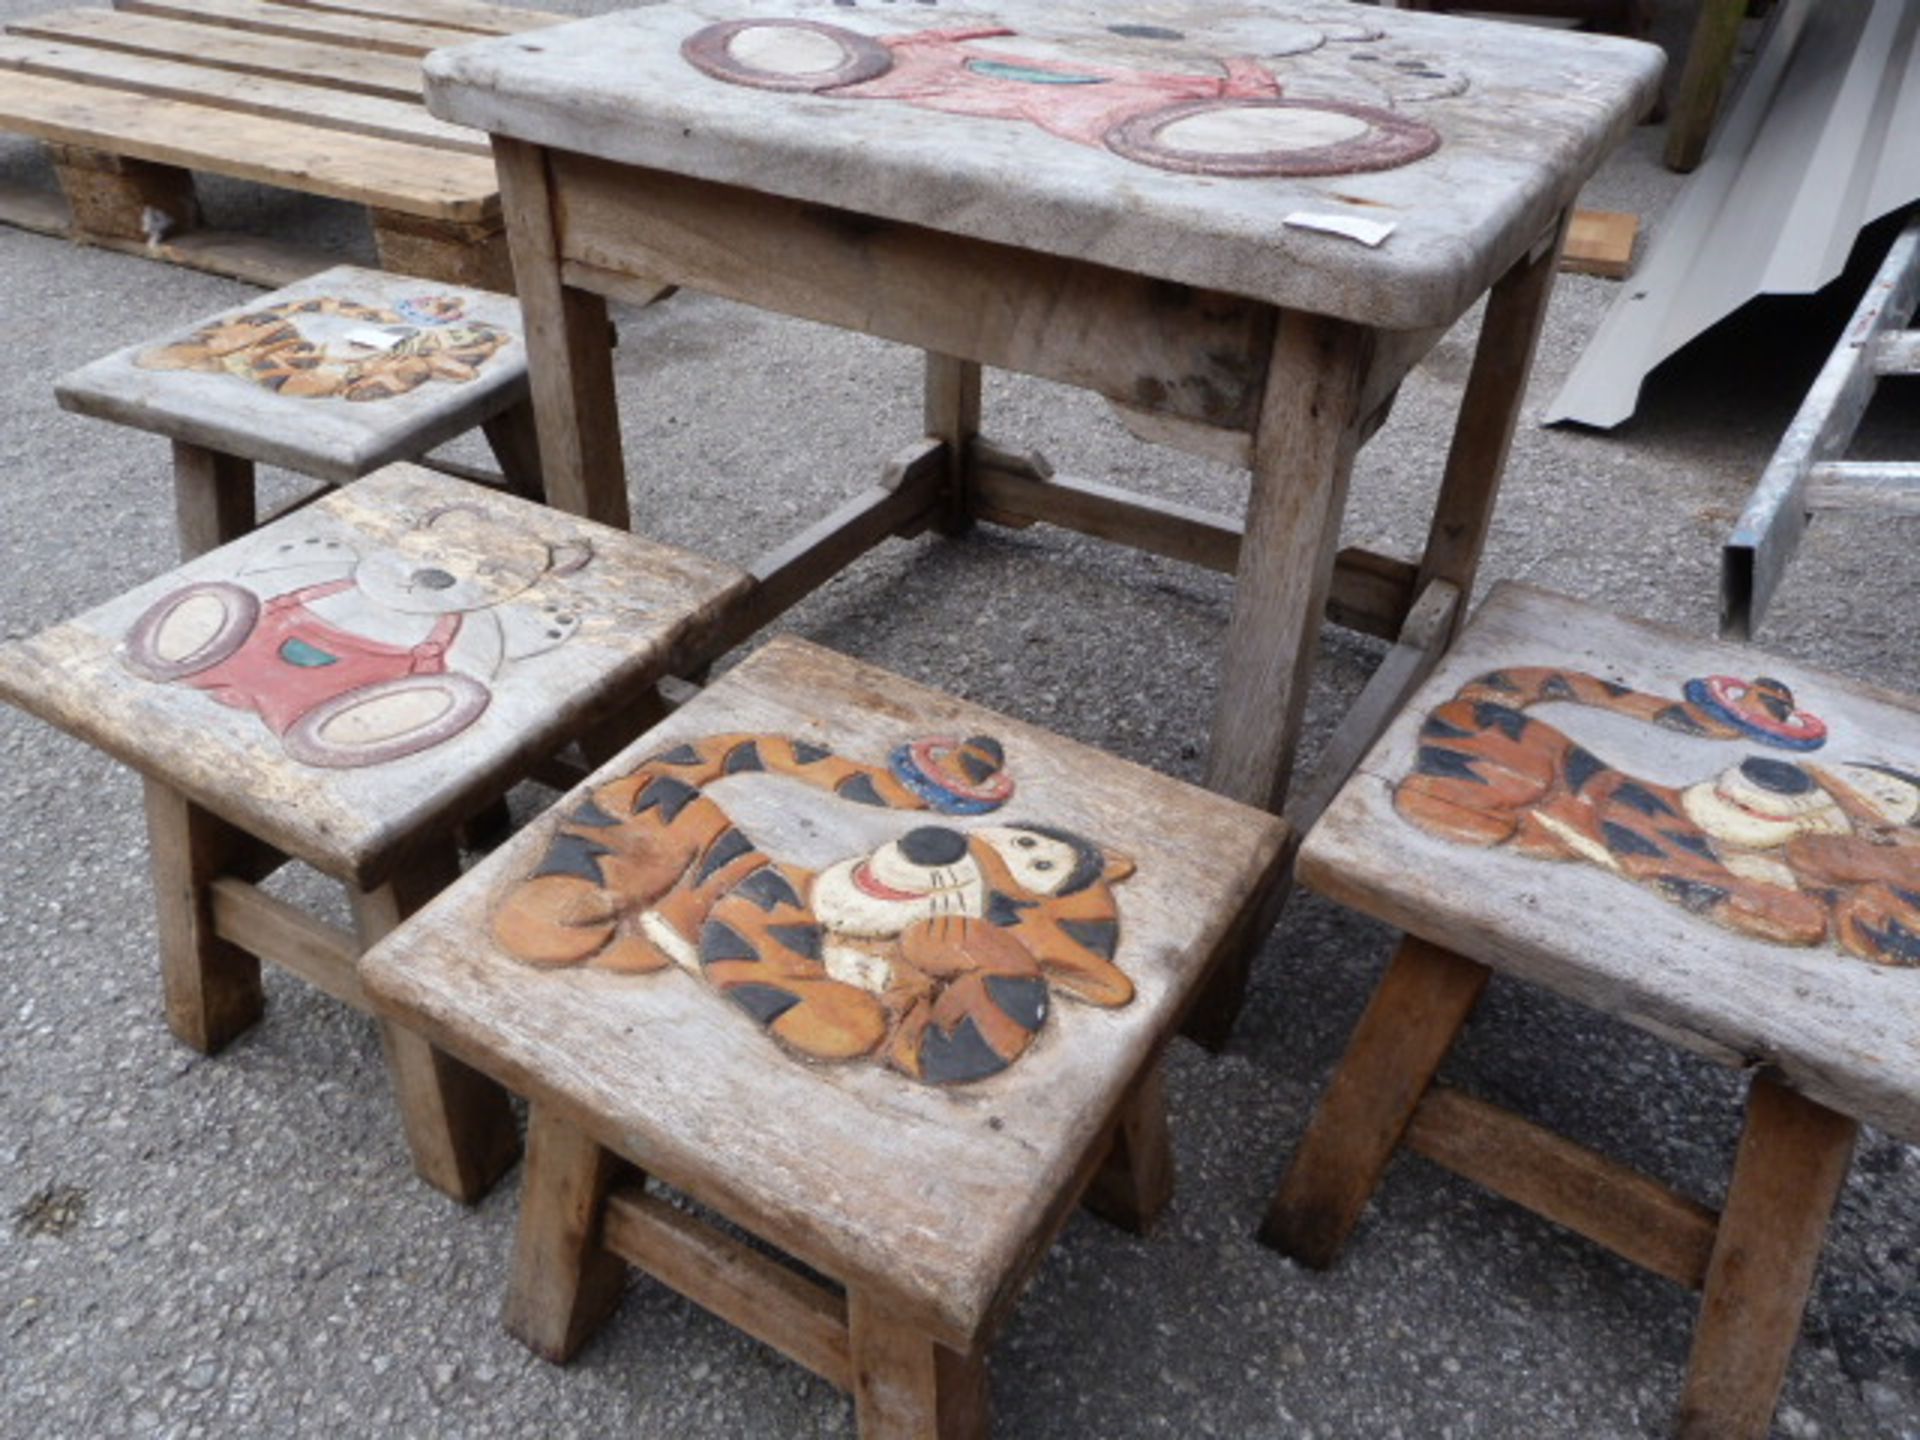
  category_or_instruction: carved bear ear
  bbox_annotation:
[1102,849,1136,883]
[546,539,593,577]
[417,502,490,531]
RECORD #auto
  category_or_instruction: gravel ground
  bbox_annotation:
[1,4,1916,1437]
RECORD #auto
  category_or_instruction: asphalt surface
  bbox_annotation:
[1,3,1917,1437]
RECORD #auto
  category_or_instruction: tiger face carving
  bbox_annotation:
[135,294,513,403]
[1395,667,1920,966]
[492,733,1137,1084]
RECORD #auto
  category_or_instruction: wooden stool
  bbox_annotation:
[55,265,541,559]
[360,638,1289,1435]
[0,464,749,1203]
[1262,583,1920,1440]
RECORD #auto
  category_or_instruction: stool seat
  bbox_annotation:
[0,462,748,889]
[1300,582,1920,1143]
[360,637,1287,1424]
[1267,581,1919,1440]
[54,265,529,486]
[0,461,749,1207]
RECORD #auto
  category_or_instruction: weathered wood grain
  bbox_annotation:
[354,844,521,1204]
[603,1187,854,1390]
[1404,1084,1721,1290]
[503,1103,630,1362]
[1562,208,1639,279]
[119,0,485,58]
[0,66,496,219]
[59,266,527,485]
[1665,0,1749,173]
[1675,1074,1858,1440]
[13,8,424,100]
[1206,311,1374,811]
[0,464,750,890]
[360,636,1288,1350]
[0,36,485,153]
[1079,1061,1174,1235]
[424,0,1662,330]
[47,140,196,241]
[1260,936,1489,1266]
[550,156,1276,433]
[277,0,561,36]
[492,138,629,528]
[170,442,257,560]
[1415,214,1567,618]
[1300,582,1920,1145]
[144,780,265,1053]
[209,876,363,1011]
[849,1293,989,1440]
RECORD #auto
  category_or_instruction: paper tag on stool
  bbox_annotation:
[1283,211,1397,247]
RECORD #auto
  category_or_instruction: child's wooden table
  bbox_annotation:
[424,1,1663,1033]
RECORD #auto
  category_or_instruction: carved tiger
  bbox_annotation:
[1395,666,1920,966]
[492,733,1136,1084]
[136,294,512,402]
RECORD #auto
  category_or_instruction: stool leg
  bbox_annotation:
[143,779,264,1053]
[482,400,547,505]
[171,441,256,560]
[1675,1075,1857,1440]
[503,1102,629,1363]
[923,353,981,537]
[352,846,520,1204]
[1081,1060,1175,1235]
[1259,936,1489,1267]
[849,1293,989,1440]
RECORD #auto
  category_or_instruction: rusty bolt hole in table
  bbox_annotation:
[427,0,1664,1045]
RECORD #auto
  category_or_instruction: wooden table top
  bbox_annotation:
[360,636,1288,1347]
[423,0,1662,329]
[0,465,749,888]
[1301,583,1920,1145]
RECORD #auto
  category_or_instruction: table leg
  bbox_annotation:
[1414,212,1569,632]
[1203,311,1377,813]
[352,844,521,1205]
[493,137,629,529]
[482,399,547,505]
[1675,1074,1856,1440]
[923,354,981,536]
[849,1292,989,1440]
[171,441,256,560]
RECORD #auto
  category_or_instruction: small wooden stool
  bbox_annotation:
[55,265,541,559]
[0,464,749,1203]
[1263,583,1920,1440]
[360,638,1288,1436]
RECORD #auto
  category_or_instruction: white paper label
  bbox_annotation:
[1283,211,1397,247]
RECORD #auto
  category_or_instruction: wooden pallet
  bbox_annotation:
[0,0,560,287]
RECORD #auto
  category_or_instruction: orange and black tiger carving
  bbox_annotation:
[1395,666,1920,966]
[493,733,1136,1084]
[136,294,512,402]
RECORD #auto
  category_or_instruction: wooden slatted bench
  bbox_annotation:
[0,464,751,1203]
[1263,583,1920,1440]
[359,638,1290,1436]
[0,0,562,286]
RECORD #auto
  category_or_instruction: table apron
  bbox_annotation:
[547,150,1276,436]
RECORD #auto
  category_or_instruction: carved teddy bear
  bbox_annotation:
[123,502,594,768]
